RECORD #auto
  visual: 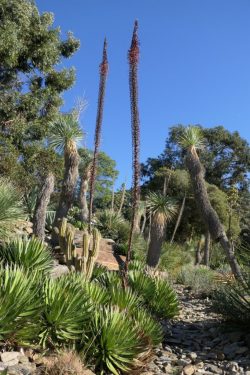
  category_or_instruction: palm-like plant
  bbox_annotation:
[146,192,177,267]
[0,178,25,238]
[49,113,83,230]
[177,126,244,282]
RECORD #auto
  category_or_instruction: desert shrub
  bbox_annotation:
[39,274,92,348]
[41,351,88,375]
[212,275,250,327]
[84,306,142,375]
[159,242,193,276]
[177,265,216,295]
[0,265,40,343]
[0,237,53,275]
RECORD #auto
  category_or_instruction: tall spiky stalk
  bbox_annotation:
[88,39,109,232]
[125,21,141,272]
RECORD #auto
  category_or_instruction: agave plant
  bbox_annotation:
[0,265,40,343]
[39,274,92,348]
[0,178,25,238]
[133,308,163,348]
[84,306,141,375]
[96,209,126,241]
[109,284,140,312]
[0,237,53,275]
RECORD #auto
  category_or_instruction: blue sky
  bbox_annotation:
[36,0,250,188]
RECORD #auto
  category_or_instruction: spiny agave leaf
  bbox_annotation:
[0,237,53,275]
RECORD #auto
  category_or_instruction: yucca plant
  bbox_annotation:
[49,113,83,232]
[84,306,141,375]
[177,126,244,282]
[146,192,178,267]
[0,178,25,238]
[39,274,92,348]
[45,210,56,231]
[95,270,123,289]
[0,265,40,343]
[96,209,127,241]
[0,237,53,275]
[83,280,110,306]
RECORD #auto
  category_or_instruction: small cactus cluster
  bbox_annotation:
[57,218,101,278]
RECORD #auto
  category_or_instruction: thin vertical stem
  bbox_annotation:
[125,21,141,272]
[88,39,108,232]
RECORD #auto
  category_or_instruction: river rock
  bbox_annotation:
[183,364,196,375]
[0,352,20,366]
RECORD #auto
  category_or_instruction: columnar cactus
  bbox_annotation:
[57,218,101,279]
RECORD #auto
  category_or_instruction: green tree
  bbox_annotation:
[0,0,79,194]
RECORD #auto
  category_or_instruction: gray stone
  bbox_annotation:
[183,364,196,375]
[0,353,20,367]
[205,364,223,374]
[50,264,69,279]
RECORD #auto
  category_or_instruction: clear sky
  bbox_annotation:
[36,0,250,188]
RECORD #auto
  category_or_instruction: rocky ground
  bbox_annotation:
[142,286,250,375]
[1,285,249,375]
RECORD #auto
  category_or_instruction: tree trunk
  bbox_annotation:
[170,194,186,243]
[52,142,79,243]
[140,213,147,235]
[195,236,204,265]
[146,217,165,268]
[118,183,126,214]
[186,148,244,282]
[33,172,54,241]
[204,230,211,266]
[79,164,91,222]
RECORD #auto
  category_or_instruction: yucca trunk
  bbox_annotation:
[204,230,211,266]
[118,183,126,214]
[195,236,204,265]
[88,39,108,231]
[146,217,165,267]
[33,172,54,241]
[186,147,244,281]
[126,21,141,271]
[55,140,79,223]
[79,163,91,222]
[170,194,186,243]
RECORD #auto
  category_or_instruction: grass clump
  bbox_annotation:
[212,275,250,327]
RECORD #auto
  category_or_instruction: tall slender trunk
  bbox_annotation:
[111,178,115,212]
[125,21,141,272]
[33,172,54,241]
[118,182,126,214]
[195,236,204,265]
[140,213,147,235]
[88,39,108,231]
[52,142,79,244]
[55,142,79,222]
[79,163,91,222]
[146,218,165,267]
[204,230,211,266]
[170,193,186,243]
[186,148,244,282]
